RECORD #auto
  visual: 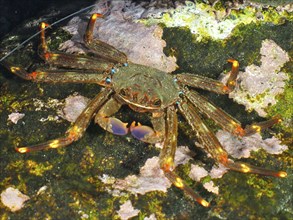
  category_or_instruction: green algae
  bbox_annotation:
[249,0,293,6]
[212,149,292,219]
[0,2,292,220]
[141,1,292,41]
[267,83,293,135]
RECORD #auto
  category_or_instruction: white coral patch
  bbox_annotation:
[8,112,25,124]
[116,200,140,220]
[98,174,116,185]
[114,156,171,195]
[174,146,195,166]
[1,187,30,212]
[216,130,288,159]
[144,214,157,220]
[203,181,219,195]
[223,39,290,117]
[209,164,228,179]
[189,164,209,182]
[113,146,195,195]
[59,94,90,122]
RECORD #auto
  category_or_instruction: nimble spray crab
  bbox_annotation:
[1,13,287,207]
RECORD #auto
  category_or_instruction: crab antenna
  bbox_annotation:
[0,4,96,62]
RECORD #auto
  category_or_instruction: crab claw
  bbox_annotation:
[108,118,128,135]
[130,121,155,141]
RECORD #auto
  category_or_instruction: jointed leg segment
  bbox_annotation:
[178,99,287,178]
[185,90,245,136]
[1,60,110,85]
[83,13,127,64]
[185,90,281,137]
[38,19,116,71]
[160,106,210,207]
[16,89,112,153]
[176,59,239,94]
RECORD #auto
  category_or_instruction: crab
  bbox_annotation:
[1,13,287,207]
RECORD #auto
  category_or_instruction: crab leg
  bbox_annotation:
[176,73,229,94]
[83,13,127,64]
[38,22,115,71]
[1,60,112,85]
[16,89,112,153]
[178,100,287,178]
[186,90,245,136]
[244,117,282,136]
[176,60,239,94]
[226,59,239,91]
[160,106,210,207]
[41,52,115,71]
[94,97,128,135]
[185,90,280,136]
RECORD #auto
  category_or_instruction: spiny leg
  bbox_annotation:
[39,22,50,54]
[83,13,128,64]
[185,89,245,136]
[176,59,239,94]
[16,89,113,153]
[1,60,111,85]
[160,106,209,207]
[244,116,282,136]
[38,21,114,71]
[41,52,115,71]
[177,99,287,178]
[226,59,239,91]
[185,90,280,137]
[1,60,36,81]
[26,70,109,85]
[176,73,229,95]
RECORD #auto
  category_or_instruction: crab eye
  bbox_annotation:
[119,88,127,97]
[153,99,161,107]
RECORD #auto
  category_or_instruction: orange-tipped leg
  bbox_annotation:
[244,117,282,136]
[164,170,210,207]
[178,98,287,179]
[160,106,210,207]
[225,160,287,178]
[39,22,50,54]
[226,59,239,91]
[15,89,112,153]
[84,13,103,44]
[16,137,74,153]
[83,13,127,64]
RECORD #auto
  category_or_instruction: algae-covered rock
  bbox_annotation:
[0,1,292,219]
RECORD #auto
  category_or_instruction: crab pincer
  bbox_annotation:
[106,118,129,135]
[130,121,155,141]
